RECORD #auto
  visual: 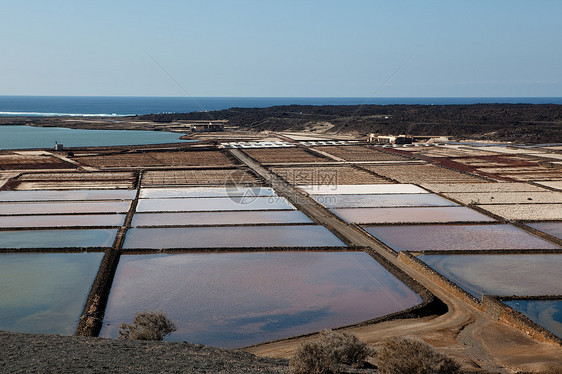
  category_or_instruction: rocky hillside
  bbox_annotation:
[137,103,562,143]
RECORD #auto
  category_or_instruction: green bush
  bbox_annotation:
[289,329,371,374]
[377,337,460,374]
[118,310,176,341]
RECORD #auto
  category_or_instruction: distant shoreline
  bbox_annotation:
[1,102,561,144]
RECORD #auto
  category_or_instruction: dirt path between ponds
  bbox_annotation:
[230,148,562,373]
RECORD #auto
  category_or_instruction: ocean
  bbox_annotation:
[1,96,561,117]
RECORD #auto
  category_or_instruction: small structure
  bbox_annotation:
[188,122,225,132]
[54,141,64,151]
[369,134,413,145]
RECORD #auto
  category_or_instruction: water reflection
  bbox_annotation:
[0,201,131,215]
[0,252,103,334]
[0,189,135,202]
[527,222,562,240]
[363,224,559,252]
[333,207,494,224]
[101,252,421,348]
[140,187,276,199]
[132,211,312,227]
[136,197,294,212]
[504,299,562,339]
[419,254,562,298]
[0,214,125,228]
[123,226,345,249]
[313,193,457,208]
[0,229,117,248]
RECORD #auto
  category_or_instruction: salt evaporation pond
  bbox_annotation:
[363,224,559,252]
[312,193,457,208]
[299,184,428,195]
[419,254,562,298]
[0,125,194,149]
[136,197,294,213]
[0,252,103,334]
[0,201,131,215]
[140,187,276,199]
[0,214,125,228]
[332,207,494,224]
[100,252,422,348]
[527,222,562,240]
[504,299,562,339]
[123,226,345,249]
[0,189,135,202]
[0,229,117,249]
[132,211,312,227]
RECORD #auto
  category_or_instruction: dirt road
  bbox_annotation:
[230,148,562,373]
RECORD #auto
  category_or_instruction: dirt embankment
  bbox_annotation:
[0,331,289,374]
[136,103,562,144]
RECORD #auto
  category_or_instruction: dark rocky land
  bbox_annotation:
[136,103,562,144]
[2,103,561,144]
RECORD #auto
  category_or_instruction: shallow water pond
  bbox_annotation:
[0,214,125,228]
[136,197,294,212]
[100,252,422,348]
[0,229,117,249]
[0,201,131,215]
[140,187,276,199]
[313,193,457,208]
[299,184,428,195]
[504,299,562,339]
[123,226,345,249]
[363,224,559,252]
[419,254,562,298]
[132,211,312,227]
[0,252,103,334]
[0,125,193,149]
[332,207,494,224]
[527,222,562,240]
[0,189,135,202]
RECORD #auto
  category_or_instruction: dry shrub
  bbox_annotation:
[289,329,371,374]
[118,311,176,341]
[377,337,460,374]
[516,366,562,374]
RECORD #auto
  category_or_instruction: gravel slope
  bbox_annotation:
[0,332,289,374]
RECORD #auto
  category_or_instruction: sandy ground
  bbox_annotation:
[422,182,548,193]
[477,203,562,221]
[245,258,562,373]
[233,148,562,373]
[443,191,562,205]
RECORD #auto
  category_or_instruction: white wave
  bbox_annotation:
[0,111,130,117]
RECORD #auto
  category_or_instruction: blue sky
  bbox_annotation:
[1,0,561,97]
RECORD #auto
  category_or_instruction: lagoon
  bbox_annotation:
[0,125,193,150]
